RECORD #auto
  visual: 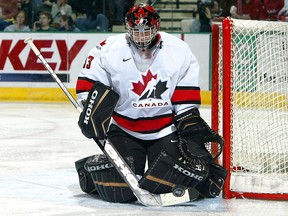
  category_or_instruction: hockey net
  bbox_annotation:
[211,18,288,200]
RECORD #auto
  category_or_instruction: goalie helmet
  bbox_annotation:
[125,3,160,50]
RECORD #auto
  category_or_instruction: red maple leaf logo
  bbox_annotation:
[132,70,157,96]
[134,8,149,25]
[99,40,106,47]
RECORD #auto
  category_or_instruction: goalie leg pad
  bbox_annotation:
[85,155,108,201]
[196,163,228,198]
[75,156,98,194]
[139,151,208,194]
[85,154,137,203]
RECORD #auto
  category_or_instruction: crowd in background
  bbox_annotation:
[182,0,288,32]
[0,0,287,33]
[227,0,287,21]
[0,0,136,32]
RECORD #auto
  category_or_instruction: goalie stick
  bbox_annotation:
[24,37,195,207]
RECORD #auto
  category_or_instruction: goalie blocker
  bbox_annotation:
[78,81,119,141]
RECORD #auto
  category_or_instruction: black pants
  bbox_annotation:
[107,124,181,176]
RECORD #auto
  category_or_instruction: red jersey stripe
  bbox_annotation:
[113,113,174,133]
[171,87,201,104]
[76,78,95,93]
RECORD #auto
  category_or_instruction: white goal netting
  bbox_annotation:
[213,18,288,196]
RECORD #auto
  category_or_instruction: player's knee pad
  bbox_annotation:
[75,156,98,194]
[196,163,228,198]
[85,154,137,203]
[139,151,208,194]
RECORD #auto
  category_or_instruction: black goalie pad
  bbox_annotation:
[196,163,228,198]
[75,156,98,194]
[78,81,119,140]
[139,151,208,194]
[85,154,137,203]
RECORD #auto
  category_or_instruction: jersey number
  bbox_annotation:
[83,56,94,69]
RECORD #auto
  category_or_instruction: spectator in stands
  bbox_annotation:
[230,0,269,20]
[199,0,221,32]
[278,0,288,21]
[220,0,235,17]
[21,0,34,28]
[51,0,72,28]
[35,0,53,20]
[0,0,18,30]
[33,11,58,31]
[230,0,254,19]
[111,0,124,25]
[253,0,269,20]
[263,0,284,21]
[181,0,221,33]
[123,0,136,19]
[231,0,285,21]
[71,0,109,32]
[33,0,43,8]
[58,14,80,31]
[4,9,30,31]
[17,0,22,9]
[111,0,136,25]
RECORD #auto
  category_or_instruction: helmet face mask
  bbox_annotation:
[128,26,157,49]
[125,4,160,50]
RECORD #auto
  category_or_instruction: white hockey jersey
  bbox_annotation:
[76,32,201,140]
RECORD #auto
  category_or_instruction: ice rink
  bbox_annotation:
[1,102,288,216]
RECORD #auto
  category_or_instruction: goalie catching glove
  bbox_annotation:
[173,108,224,166]
[78,81,119,140]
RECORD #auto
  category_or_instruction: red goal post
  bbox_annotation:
[211,17,288,200]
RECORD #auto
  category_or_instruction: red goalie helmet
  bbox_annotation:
[125,3,160,50]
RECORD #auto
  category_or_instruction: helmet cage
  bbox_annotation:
[125,4,160,49]
[127,25,158,49]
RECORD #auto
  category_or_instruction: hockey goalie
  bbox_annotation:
[75,3,227,205]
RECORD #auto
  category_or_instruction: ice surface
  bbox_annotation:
[0,102,287,216]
